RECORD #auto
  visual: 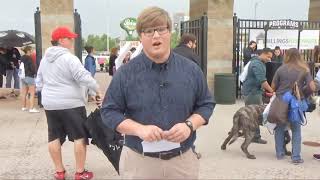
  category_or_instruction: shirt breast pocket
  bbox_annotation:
[126,84,144,112]
[168,80,195,108]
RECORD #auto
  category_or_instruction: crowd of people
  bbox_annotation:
[242,40,320,165]
[0,45,40,112]
[2,5,320,180]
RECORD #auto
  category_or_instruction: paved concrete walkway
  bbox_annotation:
[1,72,320,179]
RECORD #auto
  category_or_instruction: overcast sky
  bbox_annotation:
[0,0,310,38]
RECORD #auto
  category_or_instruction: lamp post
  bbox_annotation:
[106,0,110,52]
[254,0,263,19]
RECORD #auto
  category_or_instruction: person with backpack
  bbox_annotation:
[271,48,316,164]
[20,46,39,113]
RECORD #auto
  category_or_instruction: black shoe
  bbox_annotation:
[252,138,267,144]
[292,159,304,165]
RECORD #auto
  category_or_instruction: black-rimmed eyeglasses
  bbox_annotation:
[142,26,169,37]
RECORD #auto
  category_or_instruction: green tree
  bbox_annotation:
[83,34,117,51]
[171,32,180,48]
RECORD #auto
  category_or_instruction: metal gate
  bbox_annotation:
[233,14,320,98]
[180,15,208,77]
[34,7,42,67]
[74,9,82,62]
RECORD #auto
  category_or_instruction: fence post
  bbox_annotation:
[34,7,42,107]
[34,7,42,67]
[264,22,269,48]
[297,22,303,49]
[202,14,208,78]
[74,9,82,62]
[232,13,237,74]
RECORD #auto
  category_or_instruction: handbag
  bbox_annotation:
[267,96,288,124]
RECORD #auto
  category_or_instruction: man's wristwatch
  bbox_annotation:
[185,120,194,134]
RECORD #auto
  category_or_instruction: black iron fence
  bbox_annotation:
[34,7,42,68]
[180,15,208,77]
[33,8,83,63]
[233,14,320,98]
[74,9,82,62]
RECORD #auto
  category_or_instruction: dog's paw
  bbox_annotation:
[285,151,292,156]
[247,154,256,159]
[221,145,226,150]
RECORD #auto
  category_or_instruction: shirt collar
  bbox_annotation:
[142,51,174,70]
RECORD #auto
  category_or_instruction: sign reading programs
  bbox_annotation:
[269,20,299,29]
[249,20,319,49]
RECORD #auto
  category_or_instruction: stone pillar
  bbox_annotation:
[40,0,74,54]
[309,0,320,21]
[190,0,234,90]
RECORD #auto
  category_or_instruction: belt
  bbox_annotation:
[131,147,190,160]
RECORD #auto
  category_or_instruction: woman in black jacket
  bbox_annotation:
[243,41,258,66]
[108,47,118,76]
[0,48,7,88]
[20,46,39,113]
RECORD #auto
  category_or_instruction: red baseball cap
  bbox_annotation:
[51,26,78,41]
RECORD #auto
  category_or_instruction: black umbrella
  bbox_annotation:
[84,108,123,175]
[0,30,34,48]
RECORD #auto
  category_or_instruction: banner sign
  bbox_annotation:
[120,17,137,36]
[269,20,299,29]
[249,29,319,49]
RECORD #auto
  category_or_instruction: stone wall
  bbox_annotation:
[40,0,74,54]
[309,0,320,21]
[190,0,234,90]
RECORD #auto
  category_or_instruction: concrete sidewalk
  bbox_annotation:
[1,72,320,179]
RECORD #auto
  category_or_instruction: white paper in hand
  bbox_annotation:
[141,140,180,153]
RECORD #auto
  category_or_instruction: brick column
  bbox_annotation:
[190,0,234,90]
[40,0,74,54]
[309,0,320,21]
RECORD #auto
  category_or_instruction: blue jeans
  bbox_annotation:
[275,123,301,160]
[5,69,19,89]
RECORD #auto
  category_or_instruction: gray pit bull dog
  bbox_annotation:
[221,104,291,159]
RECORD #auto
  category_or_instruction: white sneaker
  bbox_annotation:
[22,107,28,111]
[29,108,40,113]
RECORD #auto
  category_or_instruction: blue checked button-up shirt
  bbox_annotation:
[101,52,215,153]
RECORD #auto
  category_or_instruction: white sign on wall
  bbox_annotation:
[249,29,319,50]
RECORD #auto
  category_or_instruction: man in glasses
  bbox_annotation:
[173,33,201,66]
[101,7,214,179]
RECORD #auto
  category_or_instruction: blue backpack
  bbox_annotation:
[282,82,308,125]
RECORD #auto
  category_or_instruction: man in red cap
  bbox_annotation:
[36,26,101,180]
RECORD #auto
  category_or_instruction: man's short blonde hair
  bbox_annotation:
[136,7,172,36]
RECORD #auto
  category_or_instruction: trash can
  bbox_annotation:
[214,73,236,104]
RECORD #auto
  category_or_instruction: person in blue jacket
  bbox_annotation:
[84,46,96,77]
